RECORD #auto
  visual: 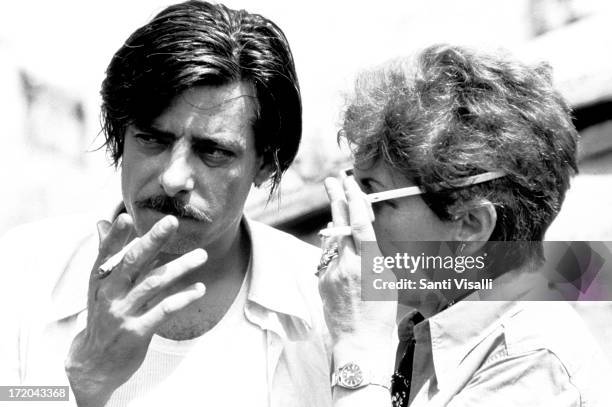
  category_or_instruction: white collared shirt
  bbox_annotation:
[408,299,612,406]
[0,214,332,407]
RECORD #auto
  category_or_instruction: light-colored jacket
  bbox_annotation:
[0,214,332,407]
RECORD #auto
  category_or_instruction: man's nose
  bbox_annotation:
[159,148,195,197]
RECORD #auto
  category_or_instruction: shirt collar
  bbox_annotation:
[51,206,120,321]
[50,214,316,332]
[244,218,315,331]
[413,270,552,389]
[415,300,519,389]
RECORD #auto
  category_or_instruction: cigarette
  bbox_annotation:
[99,238,140,272]
[318,226,352,238]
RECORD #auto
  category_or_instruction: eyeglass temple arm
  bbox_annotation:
[366,171,506,203]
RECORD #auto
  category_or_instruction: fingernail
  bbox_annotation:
[96,221,105,240]
[323,177,334,190]
[194,282,206,294]
[342,175,356,193]
[96,221,107,247]
[116,213,132,230]
[191,248,208,263]
[161,215,178,229]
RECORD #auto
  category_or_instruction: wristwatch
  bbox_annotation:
[331,362,391,391]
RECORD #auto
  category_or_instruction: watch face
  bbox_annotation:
[340,363,364,388]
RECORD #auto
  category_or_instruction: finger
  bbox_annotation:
[343,171,375,222]
[126,248,208,311]
[89,214,135,300]
[118,215,179,283]
[139,282,206,333]
[319,221,335,248]
[96,221,112,250]
[324,177,349,227]
[97,213,135,264]
[324,177,357,256]
[344,176,377,252]
[363,192,375,222]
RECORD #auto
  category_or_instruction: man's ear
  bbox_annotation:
[452,200,497,253]
[253,155,274,187]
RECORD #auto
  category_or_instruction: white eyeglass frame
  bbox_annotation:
[346,169,507,203]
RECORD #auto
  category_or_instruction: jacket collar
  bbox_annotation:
[50,215,315,334]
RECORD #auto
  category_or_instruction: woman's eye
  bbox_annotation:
[372,200,396,213]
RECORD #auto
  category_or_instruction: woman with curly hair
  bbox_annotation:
[318,44,611,406]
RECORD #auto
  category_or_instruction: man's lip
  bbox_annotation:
[139,207,204,222]
[139,206,163,214]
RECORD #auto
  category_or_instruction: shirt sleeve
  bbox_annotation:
[0,223,83,407]
[447,348,581,407]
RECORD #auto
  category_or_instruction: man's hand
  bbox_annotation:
[65,214,207,407]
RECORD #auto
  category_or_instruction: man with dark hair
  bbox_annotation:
[100,0,302,193]
[0,2,330,406]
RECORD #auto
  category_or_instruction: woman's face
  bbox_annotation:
[353,160,459,312]
[352,161,458,256]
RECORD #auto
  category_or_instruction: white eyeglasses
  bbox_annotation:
[346,169,507,203]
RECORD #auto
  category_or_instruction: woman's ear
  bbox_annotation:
[452,200,497,253]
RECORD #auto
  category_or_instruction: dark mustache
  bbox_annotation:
[135,196,213,222]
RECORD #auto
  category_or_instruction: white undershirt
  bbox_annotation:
[105,266,269,407]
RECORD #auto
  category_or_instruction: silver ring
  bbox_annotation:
[316,243,339,276]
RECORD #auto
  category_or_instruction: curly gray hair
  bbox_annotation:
[341,44,578,268]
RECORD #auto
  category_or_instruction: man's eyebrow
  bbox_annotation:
[136,124,244,150]
[191,137,243,151]
[132,125,176,140]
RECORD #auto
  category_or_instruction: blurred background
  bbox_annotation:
[1,0,611,355]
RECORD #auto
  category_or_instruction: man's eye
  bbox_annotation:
[197,147,235,166]
[134,133,168,146]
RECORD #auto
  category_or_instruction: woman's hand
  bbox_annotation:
[318,175,397,368]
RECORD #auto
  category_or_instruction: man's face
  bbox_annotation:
[121,82,267,255]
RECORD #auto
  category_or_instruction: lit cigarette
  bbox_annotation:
[318,226,352,238]
[99,238,140,273]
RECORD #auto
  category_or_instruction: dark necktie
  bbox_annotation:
[391,311,424,407]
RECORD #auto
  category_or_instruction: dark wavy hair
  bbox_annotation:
[341,44,578,268]
[101,0,301,192]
